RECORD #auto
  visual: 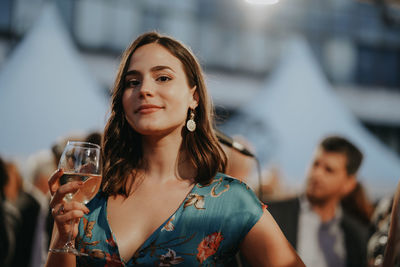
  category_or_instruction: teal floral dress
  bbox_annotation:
[76,173,266,266]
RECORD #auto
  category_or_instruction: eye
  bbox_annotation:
[325,167,334,174]
[125,79,140,88]
[156,75,171,82]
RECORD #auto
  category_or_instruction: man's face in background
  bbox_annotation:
[305,147,353,205]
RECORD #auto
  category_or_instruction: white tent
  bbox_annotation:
[0,4,109,158]
[222,35,400,199]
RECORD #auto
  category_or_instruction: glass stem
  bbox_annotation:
[66,219,75,249]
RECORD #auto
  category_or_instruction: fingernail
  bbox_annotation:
[77,181,84,186]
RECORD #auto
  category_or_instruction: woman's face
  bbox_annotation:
[122,43,198,137]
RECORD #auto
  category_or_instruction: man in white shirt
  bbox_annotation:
[267,136,368,267]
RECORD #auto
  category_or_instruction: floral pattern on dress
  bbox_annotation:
[208,177,230,197]
[184,194,205,209]
[158,249,184,266]
[83,217,96,239]
[104,253,124,267]
[261,202,268,210]
[162,215,176,232]
[196,232,224,264]
[106,234,118,248]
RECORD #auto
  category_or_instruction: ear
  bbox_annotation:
[189,86,199,109]
[341,175,357,197]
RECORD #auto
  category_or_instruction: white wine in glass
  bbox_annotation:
[49,141,102,256]
[59,172,102,204]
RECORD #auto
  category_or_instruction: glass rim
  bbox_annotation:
[66,141,101,150]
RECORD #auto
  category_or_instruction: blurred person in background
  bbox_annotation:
[45,31,304,267]
[84,131,102,146]
[366,180,400,267]
[26,150,57,267]
[4,161,24,203]
[266,136,368,267]
[222,136,284,201]
[51,133,85,166]
[341,181,374,227]
[223,135,255,182]
[5,160,42,267]
[0,156,20,267]
[367,194,393,267]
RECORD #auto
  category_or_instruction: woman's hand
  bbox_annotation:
[48,169,89,247]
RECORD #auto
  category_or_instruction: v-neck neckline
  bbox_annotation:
[104,181,198,265]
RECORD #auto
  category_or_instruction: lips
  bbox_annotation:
[135,104,163,114]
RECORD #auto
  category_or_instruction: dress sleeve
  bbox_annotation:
[217,176,266,245]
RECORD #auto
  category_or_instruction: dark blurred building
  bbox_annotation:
[0,0,399,155]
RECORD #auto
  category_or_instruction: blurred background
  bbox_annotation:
[0,0,400,200]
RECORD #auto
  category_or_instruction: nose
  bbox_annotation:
[138,77,153,98]
[308,164,323,181]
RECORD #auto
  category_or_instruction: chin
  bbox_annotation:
[306,191,325,204]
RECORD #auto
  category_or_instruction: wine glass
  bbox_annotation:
[49,141,102,256]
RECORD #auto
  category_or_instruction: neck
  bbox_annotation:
[307,196,340,222]
[140,132,194,183]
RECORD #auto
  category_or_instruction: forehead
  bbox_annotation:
[128,43,183,71]
[314,148,347,170]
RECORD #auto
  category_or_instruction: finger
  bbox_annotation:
[49,181,83,208]
[48,169,63,195]
[51,203,65,217]
[55,203,65,216]
[55,209,86,222]
[62,201,90,215]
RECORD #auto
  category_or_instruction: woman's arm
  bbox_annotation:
[240,210,305,267]
[45,224,77,267]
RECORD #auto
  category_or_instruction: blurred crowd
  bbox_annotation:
[0,131,101,267]
[0,130,398,267]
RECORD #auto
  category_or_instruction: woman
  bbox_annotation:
[46,32,304,267]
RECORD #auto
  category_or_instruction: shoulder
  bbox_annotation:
[205,173,260,199]
[203,173,266,214]
[201,173,266,242]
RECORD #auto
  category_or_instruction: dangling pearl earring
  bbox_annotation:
[186,110,196,132]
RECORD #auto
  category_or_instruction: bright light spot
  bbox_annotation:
[245,0,279,5]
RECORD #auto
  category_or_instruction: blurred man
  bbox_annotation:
[5,161,41,267]
[267,136,368,267]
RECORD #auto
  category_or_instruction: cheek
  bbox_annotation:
[164,90,191,112]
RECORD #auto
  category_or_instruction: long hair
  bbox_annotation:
[102,32,227,196]
[341,182,374,225]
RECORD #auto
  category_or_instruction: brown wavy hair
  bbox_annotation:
[102,32,227,196]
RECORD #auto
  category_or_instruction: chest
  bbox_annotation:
[76,175,255,266]
[106,184,193,263]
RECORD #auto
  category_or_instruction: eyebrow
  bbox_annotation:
[125,65,175,78]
